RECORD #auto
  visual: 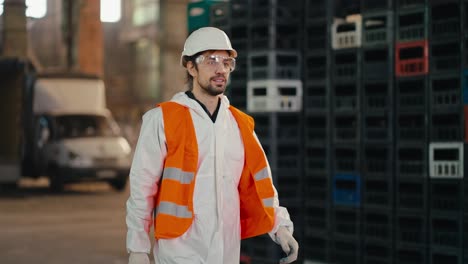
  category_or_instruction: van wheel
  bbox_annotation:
[109,176,127,192]
[49,168,64,193]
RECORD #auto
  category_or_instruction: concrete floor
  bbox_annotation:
[0,178,151,264]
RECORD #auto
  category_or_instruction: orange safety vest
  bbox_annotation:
[154,102,275,240]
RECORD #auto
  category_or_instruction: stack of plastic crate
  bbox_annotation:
[302,0,332,263]
[241,1,304,263]
[329,2,364,263]
[394,0,431,261]
[427,0,465,263]
[226,0,249,110]
[360,1,395,263]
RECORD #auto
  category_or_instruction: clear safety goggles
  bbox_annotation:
[195,55,236,72]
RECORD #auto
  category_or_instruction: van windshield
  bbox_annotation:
[55,115,119,138]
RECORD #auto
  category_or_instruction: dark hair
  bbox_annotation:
[184,52,203,91]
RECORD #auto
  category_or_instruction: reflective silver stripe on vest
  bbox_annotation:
[262,197,274,208]
[254,167,269,181]
[156,201,192,218]
[163,167,194,184]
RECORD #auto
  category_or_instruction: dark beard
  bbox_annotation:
[199,78,226,96]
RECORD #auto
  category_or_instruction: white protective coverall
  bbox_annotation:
[126,92,294,264]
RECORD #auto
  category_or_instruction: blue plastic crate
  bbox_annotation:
[333,173,361,207]
[463,69,468,104]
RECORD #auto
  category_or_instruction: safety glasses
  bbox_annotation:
[195,55,236,72]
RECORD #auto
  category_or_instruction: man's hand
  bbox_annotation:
[128,252,150,264]
[275,226,299,263]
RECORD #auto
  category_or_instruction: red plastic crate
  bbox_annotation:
[395,40,428,77]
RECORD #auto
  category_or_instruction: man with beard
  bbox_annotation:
[126,27,299,264]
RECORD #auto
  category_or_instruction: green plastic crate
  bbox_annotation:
[187,0,229,33]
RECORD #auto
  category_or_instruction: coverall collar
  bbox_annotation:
[185,90,221,123]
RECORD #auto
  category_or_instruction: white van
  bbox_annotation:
[29,74,132,192]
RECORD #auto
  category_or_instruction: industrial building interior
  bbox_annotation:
[0,0,467,263]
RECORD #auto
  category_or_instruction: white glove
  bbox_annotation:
[275,226,299,263]
[128,252,150,264]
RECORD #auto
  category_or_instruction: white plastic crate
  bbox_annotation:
[429,142,464,178]
[247,79,302,112]
[332,14,362,49]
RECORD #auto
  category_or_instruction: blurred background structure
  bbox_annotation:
[1,0,468,264]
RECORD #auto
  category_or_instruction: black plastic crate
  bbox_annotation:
[464,215,468,261]
[430,248,463,264]
[430,2,461,40]
[304,202,330,234]
[304,174,329,203]
[363,145,394,178]
[363,241,393,264]
[248,50,301,80]
[332,208,361,236]
[396,144,428,178]
[363,177,394,209]
[430,214,463,248]
[363,10,394,47]
[334,0,361,17]
[304,80,328,113]
[396,77,427,112]
[363,113,392,143]
[277,114,301,141]
[230,0,249,23]
[396,113,427,142]
[430,179,464,213]
[228,83,247,110]
[303,233,330,263]
[362,0,393,12]
[305,53,327,81]
[305,145,329,174]
[396,7,428,42]
[333,144,360,173]
[465,178,468,213]
[278,198,302,226]
[248,22,300,50]
[396,177,428,210]
[331,236,361,264]
[396,246,428,264]
[305,115,328,143]
[333,114,359,143]
[333,49,360,82]
[430,41,461,74]
[276,145,301,171]
[305,0,327,19]
[241,235,281,264]
[230,25,249,51]
[333,83,359,112]
[363,80,392,112]
[363,47,392,80]
[430,112,463,142]
[396,212,428,245]
[305,20,328,52]
[250,0,302,22]
[397,0,427,9]
[363,210,393,242]
[430,75,461,110]
[250,113,271,139]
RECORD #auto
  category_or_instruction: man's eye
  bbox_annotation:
[207,59,217,65]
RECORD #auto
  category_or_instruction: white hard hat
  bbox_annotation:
[180,27,237,67]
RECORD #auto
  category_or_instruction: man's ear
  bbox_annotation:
[187,61,197,77]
